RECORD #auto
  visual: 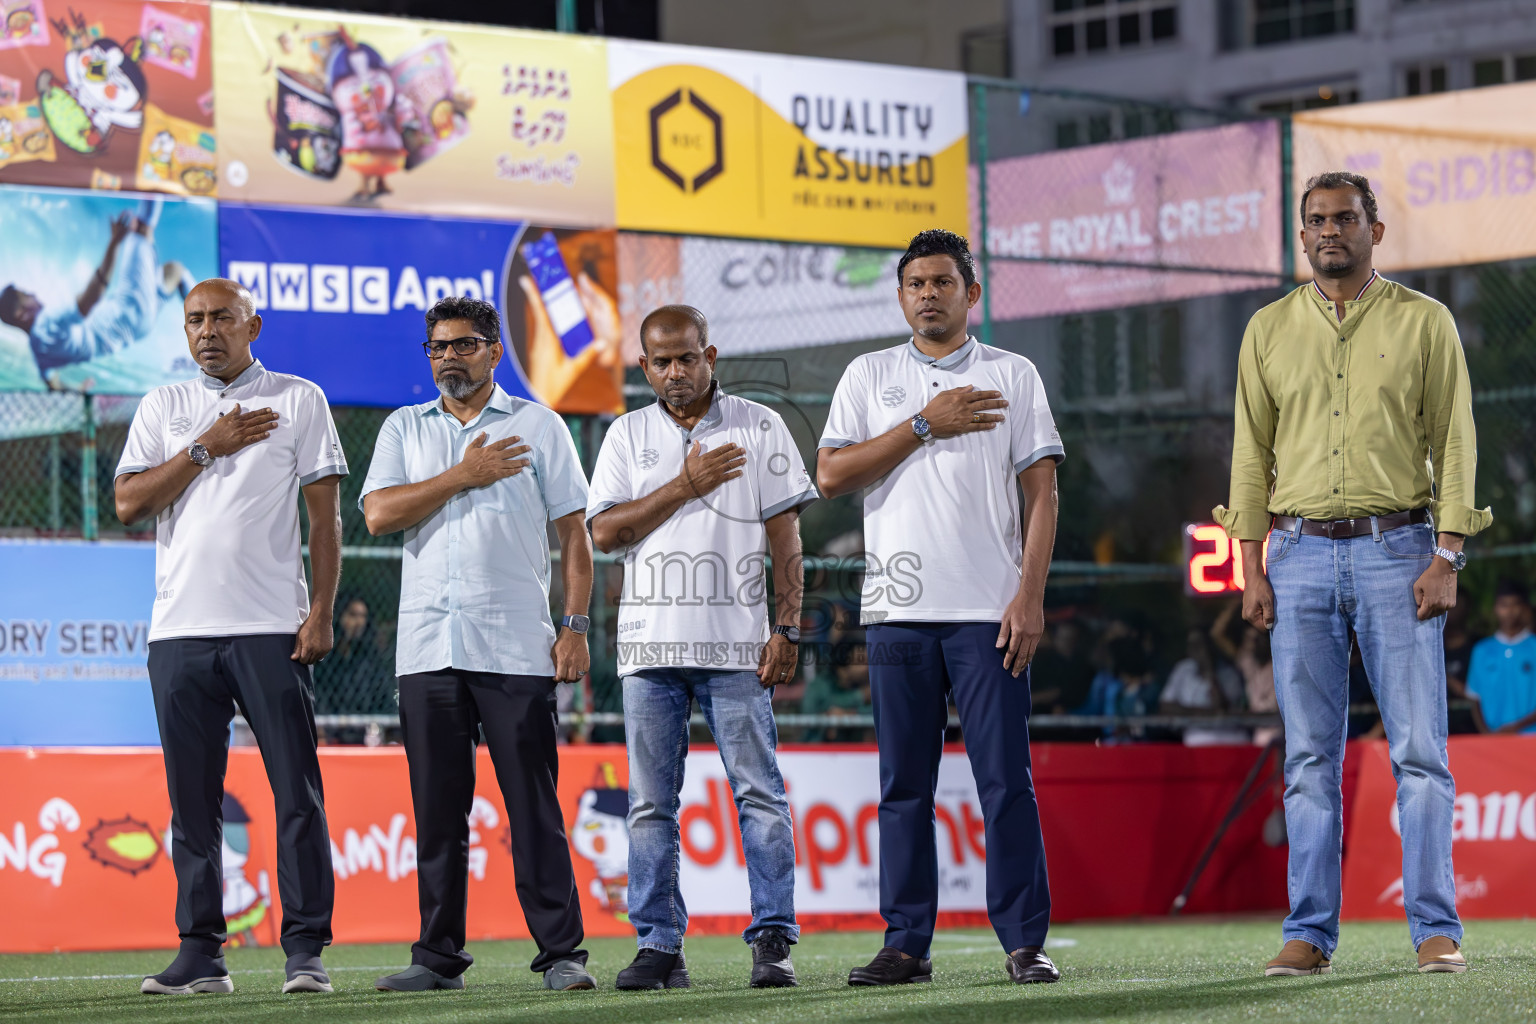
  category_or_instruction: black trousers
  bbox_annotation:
[397,669,587,975]
[147,634,334,958]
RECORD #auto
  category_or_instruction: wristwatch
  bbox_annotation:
[560,614,590,635]
[772,625,801,644]
[1434,547,1468,571]
[186,441,213,467]
[911,414,934,444]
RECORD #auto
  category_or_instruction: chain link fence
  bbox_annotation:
[3,82,1530,740]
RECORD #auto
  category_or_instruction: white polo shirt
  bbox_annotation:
[587,383,819,676]
[116,360,348,642]
[819,337,1063,625]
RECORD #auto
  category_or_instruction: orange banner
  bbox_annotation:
[0,747,636,953]
[1342,735,1536,921]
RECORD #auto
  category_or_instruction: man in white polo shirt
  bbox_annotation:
[587,305,817,991]
[361,296,596,994]
[114,278,346,997]
[817,230,1063,987]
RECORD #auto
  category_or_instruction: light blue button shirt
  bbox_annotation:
[360,384,589,677]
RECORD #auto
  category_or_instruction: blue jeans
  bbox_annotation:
[623,668,798,952]
[1267,519,1461,955]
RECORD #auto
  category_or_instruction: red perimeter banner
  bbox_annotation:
[0,743,1287,953]
[1342,735,1536,921]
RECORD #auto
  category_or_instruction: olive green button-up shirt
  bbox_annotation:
[1213,276,1492,542]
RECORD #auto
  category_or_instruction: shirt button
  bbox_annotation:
[1337,373,1343,379]
[1338,337,1346,343]
[932,381,939,387]
[1334,411,1340,416]
[1333,449,1339,455]
[1333,488,1339,494]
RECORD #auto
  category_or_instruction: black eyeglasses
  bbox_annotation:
[422,337,491,359]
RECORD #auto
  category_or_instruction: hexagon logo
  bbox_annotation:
[649,87,724,194]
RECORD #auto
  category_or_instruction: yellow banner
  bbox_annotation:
[609,41,969,249]
[211,2,613,224]
[1293,81,1536,276]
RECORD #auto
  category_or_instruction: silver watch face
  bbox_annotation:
[563,614,590,634]
[187,442,212,466]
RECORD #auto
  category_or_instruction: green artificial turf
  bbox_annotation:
[1,920,1533,1024]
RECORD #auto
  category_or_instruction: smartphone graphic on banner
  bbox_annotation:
[522,231,595,358]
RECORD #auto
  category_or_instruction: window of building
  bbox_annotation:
[1061,306,1184,405]
[1054,107,1179,150]
[1244,81,1358,115]
[1050,0,1179,59]
[1473,52,1536,87]
[1403,63,1447,96]
[1222,0,1355,50]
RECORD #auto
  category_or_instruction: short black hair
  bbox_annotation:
[639,304,708,354]
[0,285,19,323]
[1300,171,1379,224]
[897,229,976,290]
[1495,578,1531,604]
[425,295,500,344]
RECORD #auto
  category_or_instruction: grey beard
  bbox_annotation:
[436,368,490,400]
[916,322,951,338]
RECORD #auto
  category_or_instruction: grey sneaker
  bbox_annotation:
[374,964,465,991]
[282,953,333,993]
[543,958,596,990]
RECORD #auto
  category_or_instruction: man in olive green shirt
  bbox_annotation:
[1214,172,1490,979]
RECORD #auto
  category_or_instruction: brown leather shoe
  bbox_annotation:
[1264,939,1331,976]
[1417,936,1468,973]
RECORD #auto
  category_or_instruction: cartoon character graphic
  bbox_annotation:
[142,126,171,179]
[570,765,630,915]
[218,794,270,945]
[36,9,146,155]
[5,3,37,41]
[0,116,13,157]
[326,31,405,204]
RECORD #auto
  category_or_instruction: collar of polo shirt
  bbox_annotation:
[655,378,726,436]
[417,382,520,419]
[905,335,978,370]
[199,358,265,392]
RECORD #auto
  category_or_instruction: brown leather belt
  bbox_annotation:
[1271,508,1431,539]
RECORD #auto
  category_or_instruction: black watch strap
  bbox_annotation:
[773,625,801,644]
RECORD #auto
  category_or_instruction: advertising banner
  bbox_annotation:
[617,232,910,361]
[0,540,159,746]
[219,203,624,413]
[0,0,215,195]
[976,120,1283,319]
[211,2,613,226]
[0,184,216,394]
[0,743,1294,952]
[608,40,968,249]
[1342,735,1536,921]
[1292,81,1536,275]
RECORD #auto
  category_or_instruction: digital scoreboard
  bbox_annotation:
[1182,523,1267,596]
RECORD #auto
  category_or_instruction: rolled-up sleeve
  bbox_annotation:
[1213,319,1278,541]
[1422,305,1493,537]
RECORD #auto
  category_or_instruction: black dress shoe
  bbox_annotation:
[749,929,797,988]
[616,949,691,990]
[1005,947,1060,983]
[848,946,933,986]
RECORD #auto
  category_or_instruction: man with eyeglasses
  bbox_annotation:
[361,296,596,993]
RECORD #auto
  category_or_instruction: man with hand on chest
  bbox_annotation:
[817,229,1064,987]
[361,296,596,993]
[587,305,817,991]
[114,278,346,997]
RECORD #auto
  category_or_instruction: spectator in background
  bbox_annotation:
[1442,599,1481,735]
[1467,579,1536,735]
[1212,603,1279,747]
[1031,618,1094,714]
[1160,626,1247,746]
[1080,635,1158,743]
[314,596,392,718]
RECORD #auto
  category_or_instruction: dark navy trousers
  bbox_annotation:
[867,621,1051,957]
